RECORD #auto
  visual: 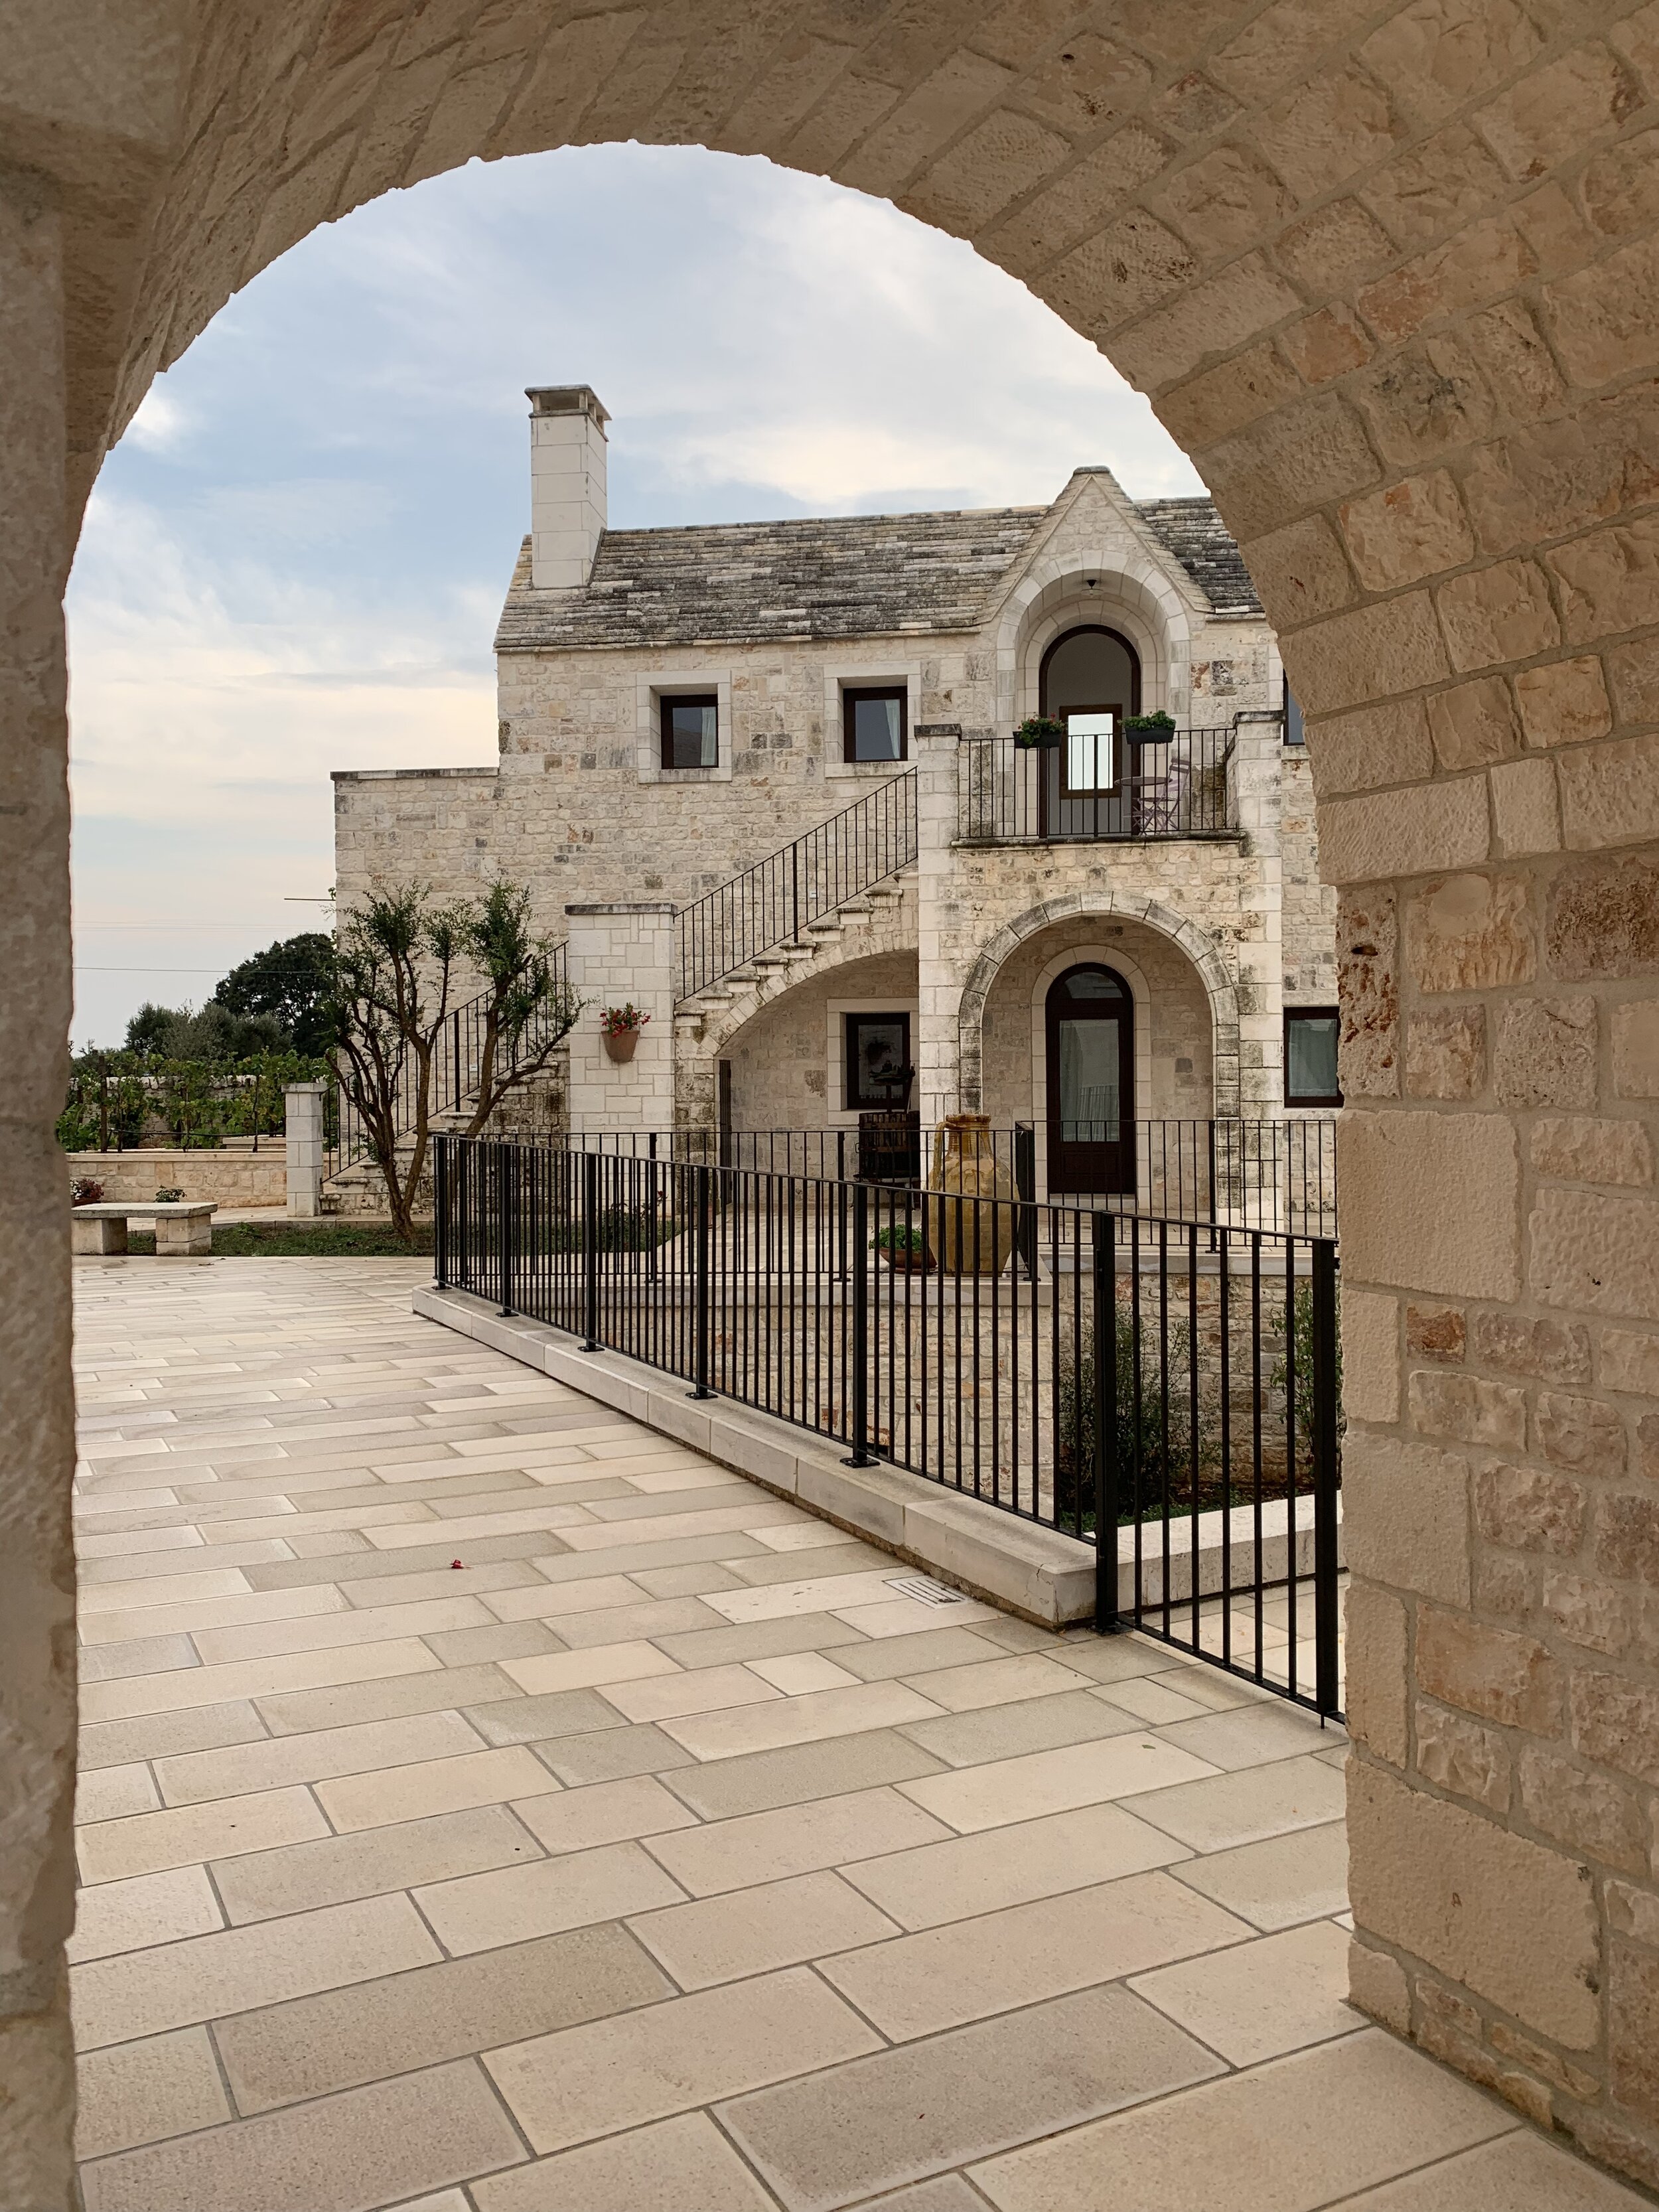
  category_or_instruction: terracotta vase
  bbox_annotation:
[602,1028,639,1064]
[926,1113,1014,1276]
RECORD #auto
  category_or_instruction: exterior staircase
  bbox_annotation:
[674,863,918,1034]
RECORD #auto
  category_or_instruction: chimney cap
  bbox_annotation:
[526,385,610,428]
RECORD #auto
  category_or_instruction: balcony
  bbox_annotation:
[957,726,1240,846]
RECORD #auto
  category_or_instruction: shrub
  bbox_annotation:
[155,1187,184,1203]
[70,1178,104,1207]
[1054,1309,1196,1535]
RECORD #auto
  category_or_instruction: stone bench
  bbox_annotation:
[72,1203,216,1257]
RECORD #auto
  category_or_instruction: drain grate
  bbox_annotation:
[885,1574,967,1606]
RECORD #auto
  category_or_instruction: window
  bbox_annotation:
[660,693,719,771]
[1285,1008,1342,1106]
[1062,711,1116,796]
[1283,679,1306,747]
[843,686,907,763]
[845,1012,912,1110]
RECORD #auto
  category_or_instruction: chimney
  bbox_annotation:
[526,385,609,589]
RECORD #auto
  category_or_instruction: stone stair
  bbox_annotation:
[674,865,917,1036]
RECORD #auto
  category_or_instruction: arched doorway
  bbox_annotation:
[1045,962,1134,1197]
[1037,625,1141,840]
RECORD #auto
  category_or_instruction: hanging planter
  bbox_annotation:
[600,1005,649,1064]
[1013,715,1064,750]
[1123,710,1177,745]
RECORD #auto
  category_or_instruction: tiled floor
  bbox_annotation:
[69,1256,1643,2212]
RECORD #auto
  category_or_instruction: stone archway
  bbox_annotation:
[11,5,1659,2197]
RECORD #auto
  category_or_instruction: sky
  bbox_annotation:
[66,141,1203,1051]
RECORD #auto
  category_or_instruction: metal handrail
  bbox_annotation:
[676,773,917,999]
[958,725,1239,844]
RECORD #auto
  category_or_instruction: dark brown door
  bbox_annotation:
[1045,964,1135,1196]
[1037,627,1141,840]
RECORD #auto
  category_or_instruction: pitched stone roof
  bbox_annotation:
[496,494,1260,650]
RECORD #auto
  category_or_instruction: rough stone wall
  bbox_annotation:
[64,1145,287,1209]
[1280,748,1339,1005]
[13,0,1659,2199]
[720,949,918,1128]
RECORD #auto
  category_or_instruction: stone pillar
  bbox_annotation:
[0,173,77,2208]
[1231,711,1285,1116]
[913,723,962,1131]
[283,1081,326,1218]
[564,903,676,1134]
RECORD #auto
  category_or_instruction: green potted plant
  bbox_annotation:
[1013,715,1064,750]
[873,1220,934,1273]
[1123,709,1177,744]
[600,1004,650,1064]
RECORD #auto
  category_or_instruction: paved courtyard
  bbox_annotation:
[69,1256,1641,2212]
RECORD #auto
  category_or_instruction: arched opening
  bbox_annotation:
[1044,960,1134,1196]
[1036,623,1142,839]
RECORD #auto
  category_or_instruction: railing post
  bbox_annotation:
[456,1141,470,1288]
[690,1161,716,1398]
[1311,1238,1342,1718]
[1093,1212,1120,1633]
[1014,1122,1037,1275]
[581,1149,600,1351]
[843,1179,877,1467]
[498,1142,516,1317]
[434,1135,449,1291]
[790,839,800,944]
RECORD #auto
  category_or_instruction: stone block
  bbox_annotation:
[1547,853,1659,981]
[1550,511,1659,646]
[1405,1006,1486,1099]
[1349,332,1495,469]
[1514,656,1613,751]
[1406,872,1535,992]
[1345,1580,1408,1765]
[1473,1550,1534,1621]
[1347,1759,1600,2049]
[1559,734,1659,853]
[1336,887,1399,1098]
[1342,1286,1400,1423]
[1469,1309,1591,1382]
[1339,471,1475,592]
[1476,40,1642,184]
[1409,1368,1526,1451]
[1493,996,1597,1110]
[1240,514,1356,630]
[1435,559,1561,673]
[1571,1667,1659,1786]
[1340,1111,1520,1299]
[1341,1431,1471,1606]
[1472,1462,1586,1556]
[1463,298,1566,431]
[1544,1570,1632,1657]
[1346,1933,1410,2031]
[1407,1305,1465,1363]
[1614,1001,1659,1098]
[1318,776,1490,886]
[1490,759,1560,859]
[1285,591,1450,717]
[1426,676,1519,772]
[1415,1698,1509,1812]
[1519,1747,1646,1875]
[1595,1493,1659,1587]
[1537,1388,1628,1479]
[1611,1940,1659,2124]
[1531,1185,1659,1320]
[1307,701,1433,798]
[1603,1329,1659,1396]
[1415,1605,1560,1732]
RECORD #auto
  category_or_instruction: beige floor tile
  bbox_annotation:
[71,1891,439,2050]
[415,1838,686,1954]
[80,1584,348,1645]
[80,1636,442,1724]
[335,1560,545,1609]
[897,1690,1141,1771]
[78,2057,526,2212]
[81,1538,294,1586]
[1131,1754,1347,1853]
[536,1722,699,1785]
[206,1501,438,1544]
[833,1596,1002,1639]
[896,1653,1098,1713]
[1172,1820,1350,1932]
[705,1570,916,1625]
[604,1661,782,1724]
[650,1614,869,1670]
[481,1573,646,1623]
[473,2112,778,2211]
[465,1686,624,1745]
[841,1801,1192,1931]
[513,1773,699,1854]
[648,1730,946,1821]
[76,1763,162,1824]
[213,1805,542,1925]
[79,1566,253,1615]
[216,1921,670,2112]
[849,2180,983,2209]
[76,2025,231,2160]
[719,1983,1220,2212]
[749,1651,861,1695]
[820,1869,1250,2041]
[316,1743,562,1832]
[629,1561,747,1597]
[644,1786,952,1897]
[485,1964,881,2154]
[68,1864,224,1964]
[1150,1702,1341,1773]
[630,1868,901,1990]
[1045,1633,1176,1685]
[253,1659,516,1736]
[154,1709,484,1805]
[551,1595,729,1647]
[833,1627,1007,1682]
[502,1640,683,1696]
[78,1784,330,1886]
[662,1680,944,1762]
[969,2029,1510,2211]
[559,1501,802,1550]
[1130,1919,1358,2066]
[422,1617,564,1666]
[190,1593,488,1665]
[753,1520,868,1552]
[897,1734,1219,1836]
[80,1699,266,1771]
[726,1543,893,1588]
[1329,2129,1650,2208]
[364,1503,595,1550]
[1094,1676,1216,1724]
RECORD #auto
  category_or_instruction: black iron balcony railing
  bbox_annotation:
[958,726,1238,844]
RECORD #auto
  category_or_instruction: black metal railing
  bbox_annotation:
[519,1118,1337,1239]
[958,727,1238,844]
[327,943,570,1180]
[676,773,917,999]
[436,1135,1343,1718]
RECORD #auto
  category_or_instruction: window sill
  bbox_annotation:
[826,757,910,781]
[637,764,733,786]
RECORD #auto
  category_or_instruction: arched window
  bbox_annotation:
[1039,626,1141,721]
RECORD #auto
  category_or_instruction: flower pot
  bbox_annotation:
[877,1246,934,1274]
[602,1029,639,1064]
[925,1113,1014,1276]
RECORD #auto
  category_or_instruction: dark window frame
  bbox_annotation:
[844,1010,912,1111]
[1284,1006,1343,1108]
[842,684,908,765]
[1283,676,1306,748]
[659,690,720,772]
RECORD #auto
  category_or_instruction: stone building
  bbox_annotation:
[334,384,1336,1189]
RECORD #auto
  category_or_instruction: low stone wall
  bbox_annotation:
[65,1144,287,1209]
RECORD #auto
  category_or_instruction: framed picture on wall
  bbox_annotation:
[845,1013,912,1110]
